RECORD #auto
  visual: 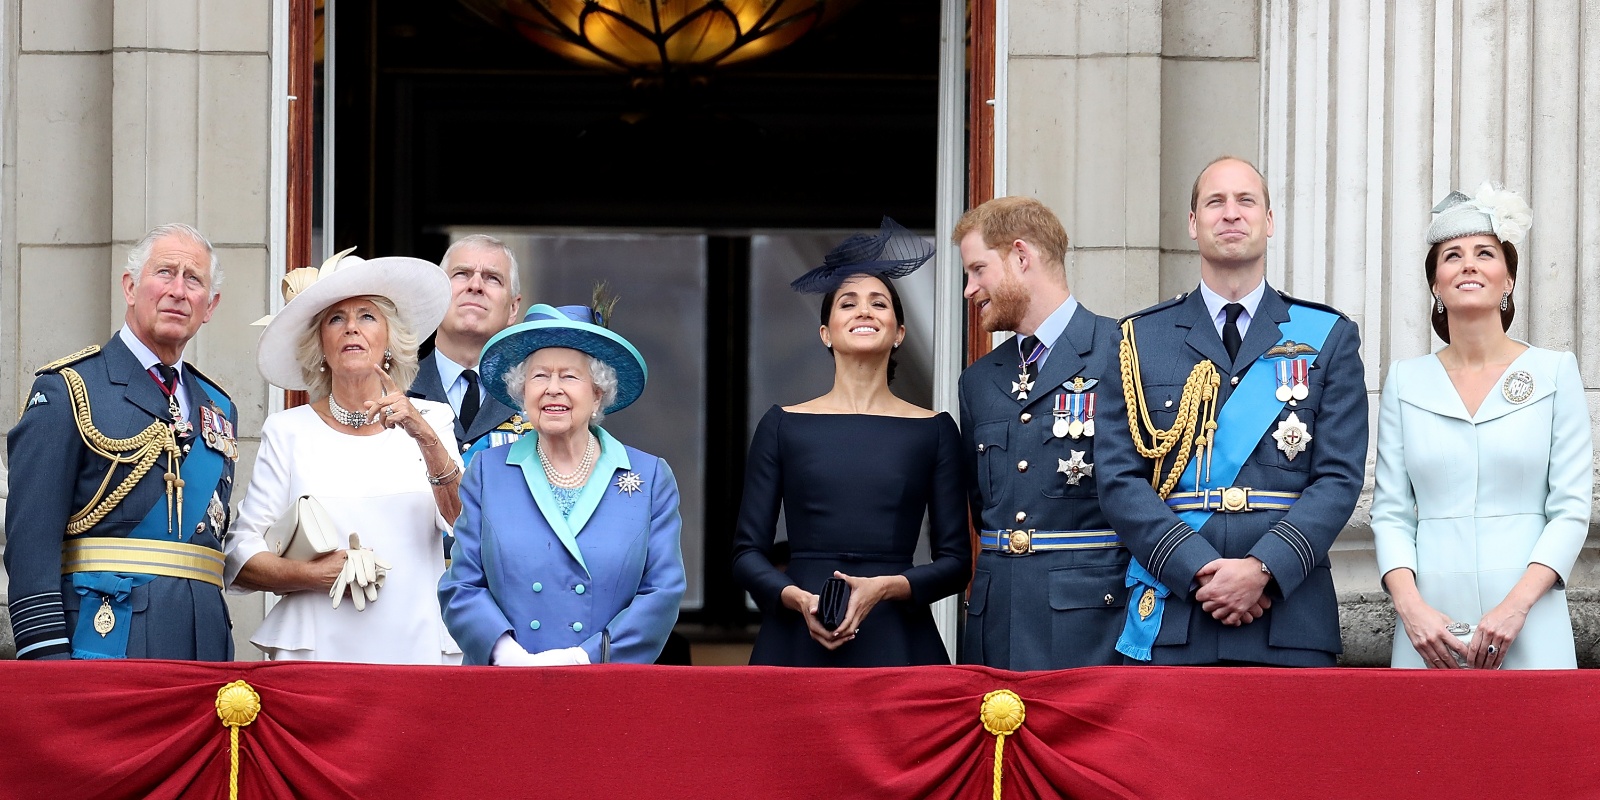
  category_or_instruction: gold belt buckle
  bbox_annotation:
[1220,487,1251,513]
[1007,529,1034,555]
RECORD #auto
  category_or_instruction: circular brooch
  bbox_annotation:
[1501,369,1535,404]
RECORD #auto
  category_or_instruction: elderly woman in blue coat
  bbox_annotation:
[439,301,686,666]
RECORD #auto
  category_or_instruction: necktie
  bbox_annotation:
[1018,335,1041,378]
[152,363,178,394]
[1222,303,1245,363]
[459,369,480,431]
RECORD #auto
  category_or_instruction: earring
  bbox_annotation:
[1433,294,1444,314]
[893,342,901,350]
[1500,292,1510,312]
[318,357,326,373]
[383,349,392,371]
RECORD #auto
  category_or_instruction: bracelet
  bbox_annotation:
[427,462,461,486]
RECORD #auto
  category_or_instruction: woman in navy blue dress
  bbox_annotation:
[731,218,970,667]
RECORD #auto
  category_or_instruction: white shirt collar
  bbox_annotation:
[1028,295,1078,351]
[434,347,469,390]
[1197,277,1267,338]
[118,325,183,379]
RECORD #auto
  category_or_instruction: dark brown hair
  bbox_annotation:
[1424,239,1518,343]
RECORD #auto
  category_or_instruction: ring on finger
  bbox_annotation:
[1487,644,1498,656]
[383,406,396,417]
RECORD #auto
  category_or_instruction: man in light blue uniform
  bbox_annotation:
[6,223,238,661]
[955,197,1130,669]
[1097,157,1367,667]
[408,234,527,462]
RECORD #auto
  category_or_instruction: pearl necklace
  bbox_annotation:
[538,433,597,489]
[327,394,372,429]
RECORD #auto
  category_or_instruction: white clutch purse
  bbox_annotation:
[264,495,342,561]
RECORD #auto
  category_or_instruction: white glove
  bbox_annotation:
[490,634,589,667]
[329,534,392,611]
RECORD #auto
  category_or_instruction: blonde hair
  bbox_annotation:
[295,295,420,399]
[952,196,1070,281]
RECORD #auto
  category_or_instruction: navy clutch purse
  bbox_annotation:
[818,576,851,631]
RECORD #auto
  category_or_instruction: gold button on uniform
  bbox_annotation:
[1103,594,1115,605]
[1015,511,1027,523]
[1020,413,1032,423]
[1017,461,1028,473]
[1230,376,1240,386]
[977,443,986,453]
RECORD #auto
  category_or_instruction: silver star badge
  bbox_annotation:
[1057,450,1093,485]
[1272,411,1312,461]
[615,471,644,496]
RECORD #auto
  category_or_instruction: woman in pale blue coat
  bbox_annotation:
[1373,184,1592,670]
[439,302,685,666]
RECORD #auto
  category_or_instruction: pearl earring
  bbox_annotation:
[318,357,326,373]
[383,349,392,371]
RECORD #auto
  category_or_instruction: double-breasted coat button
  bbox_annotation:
[1017,460,1028,473]
[572,622,584,632]
[574,584,586,595]
[530,620,541,630]
[532,582,543,592]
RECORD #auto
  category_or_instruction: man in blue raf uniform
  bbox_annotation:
[409,234,528,464]
[1098,157,1367,667]
[5,223,239,661]
[955,197,1130,669]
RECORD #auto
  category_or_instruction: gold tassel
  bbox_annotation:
[216,680,261,800]
[980,689,1026,800]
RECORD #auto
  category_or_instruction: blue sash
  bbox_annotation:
[1117,305,1338,660]
[71,379,233,659]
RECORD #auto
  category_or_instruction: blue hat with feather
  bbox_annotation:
[478,291,647,415]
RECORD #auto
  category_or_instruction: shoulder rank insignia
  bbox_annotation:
[25,391,48,410]
[1265,341,1319,359]
[36,345,100,375]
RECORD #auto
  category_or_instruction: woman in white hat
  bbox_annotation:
[439,299,686,666]
[1372,184,1592,670]
[223,249,464,664]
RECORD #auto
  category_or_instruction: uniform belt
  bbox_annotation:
[61,537,226,589]
[979,529,1121,555]
[1164,488,1301,513]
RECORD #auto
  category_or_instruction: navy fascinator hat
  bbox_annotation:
[789,216,935,294]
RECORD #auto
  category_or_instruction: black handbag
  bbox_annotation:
[817,576,851,631]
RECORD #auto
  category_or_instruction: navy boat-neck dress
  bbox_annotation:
[731,406,971,666]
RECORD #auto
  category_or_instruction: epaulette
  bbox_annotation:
[184,362,234,399]
[35,345,100,375]
[1276,290,1351,320]
[1119,292,1189,325]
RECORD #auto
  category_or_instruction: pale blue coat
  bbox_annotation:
[1372,346,1593,669]
[439,428,686,665]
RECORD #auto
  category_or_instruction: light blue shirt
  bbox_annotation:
[433,349,486,419]
[118,325,190,419]
[1019,295,1078,370]
[1197,277,1267,340]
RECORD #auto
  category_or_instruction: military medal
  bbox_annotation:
[1275,361,1293,403]
[168,395,193,436]
[1057,450,1093,485]
[1082,391,1096,437]
[1014,338,1046,401]
[1137,587,1157,620]
[93,597,115,636]
[1052,394,1070,438]
[1291,359,1310,402]
[1502,369,1534,404]
[1272,411,1312,461]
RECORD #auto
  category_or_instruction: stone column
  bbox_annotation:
[1,0,278,659]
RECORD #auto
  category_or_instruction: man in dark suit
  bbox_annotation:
[409,234,527,461]
[1097,156,1367,666]
[6,223,239,661]
[954,197,1130,669]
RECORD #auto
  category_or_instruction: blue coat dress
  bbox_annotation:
[439,428,686,665]
[1372,347,1592,668]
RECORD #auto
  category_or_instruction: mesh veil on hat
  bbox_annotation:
[478,302,647,415]
[1427,181,1533,246]
[789,216,935,294]
[254,248,450,390]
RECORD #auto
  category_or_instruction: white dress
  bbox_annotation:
[1372,346,1593,669]
[225,402,464,664]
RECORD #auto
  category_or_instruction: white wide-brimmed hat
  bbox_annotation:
[254,247,450,390]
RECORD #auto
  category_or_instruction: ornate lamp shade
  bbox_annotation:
[458,0,858,73]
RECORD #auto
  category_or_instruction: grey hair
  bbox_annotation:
[503,353,617,426]
[295,295,421,400]
[123,223,224,300]
[442,234,521,297]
